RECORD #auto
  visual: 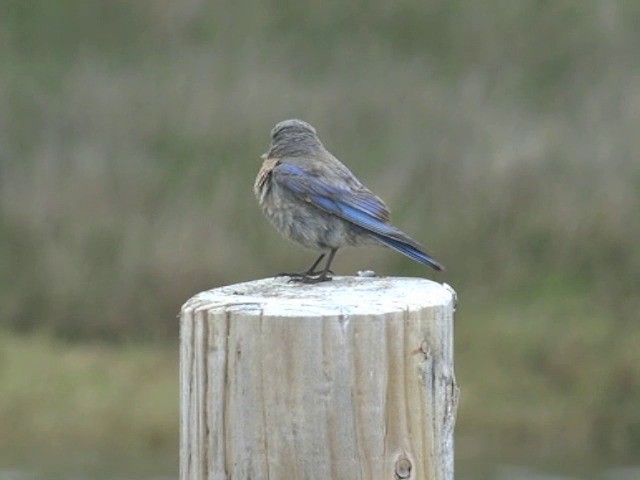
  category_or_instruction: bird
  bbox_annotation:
[254,119,444,283]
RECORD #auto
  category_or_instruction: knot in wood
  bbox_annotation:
[395,457,412,479]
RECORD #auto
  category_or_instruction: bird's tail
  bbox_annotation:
[371,232,445,272]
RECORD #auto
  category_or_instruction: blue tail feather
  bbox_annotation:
[371,233,445,271]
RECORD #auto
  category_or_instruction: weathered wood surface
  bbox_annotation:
[180,276,458,480]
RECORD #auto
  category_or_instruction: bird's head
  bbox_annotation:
[271,119,317,141]
[268,119,324,158]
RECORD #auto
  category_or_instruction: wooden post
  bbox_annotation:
[180,276,458,480]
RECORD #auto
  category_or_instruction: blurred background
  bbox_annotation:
[1,1,639,478]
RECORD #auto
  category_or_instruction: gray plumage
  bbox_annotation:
[255,119,443,283]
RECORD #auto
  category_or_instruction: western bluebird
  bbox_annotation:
[255,119,444,283]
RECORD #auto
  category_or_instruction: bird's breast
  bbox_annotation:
[254,157,279,197]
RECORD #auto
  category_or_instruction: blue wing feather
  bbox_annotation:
[274,163,444,271]
[277,164,390,232]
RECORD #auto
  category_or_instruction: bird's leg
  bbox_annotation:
[277,253,328,278]
[298,248,337,284]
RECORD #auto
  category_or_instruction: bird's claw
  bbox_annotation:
[276,269,334,278]
[276,272,304,278]
[288,274,332,284]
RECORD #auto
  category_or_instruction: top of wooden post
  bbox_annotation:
[182,276,456,317]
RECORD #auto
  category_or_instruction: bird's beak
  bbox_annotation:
[260,153,268,161]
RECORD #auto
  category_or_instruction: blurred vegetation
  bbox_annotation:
[0,331,177,474]
[1,0,639,467]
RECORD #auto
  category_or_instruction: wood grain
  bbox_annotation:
[180,276,458,480]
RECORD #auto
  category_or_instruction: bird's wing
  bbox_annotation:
[273,162,445,271]
[273,163,413,243]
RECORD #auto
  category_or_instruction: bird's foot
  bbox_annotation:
[276,271,307,278]
[276,269,333,278]
[289,273,333,284]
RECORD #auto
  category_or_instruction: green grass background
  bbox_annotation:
[1,0,639,471]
